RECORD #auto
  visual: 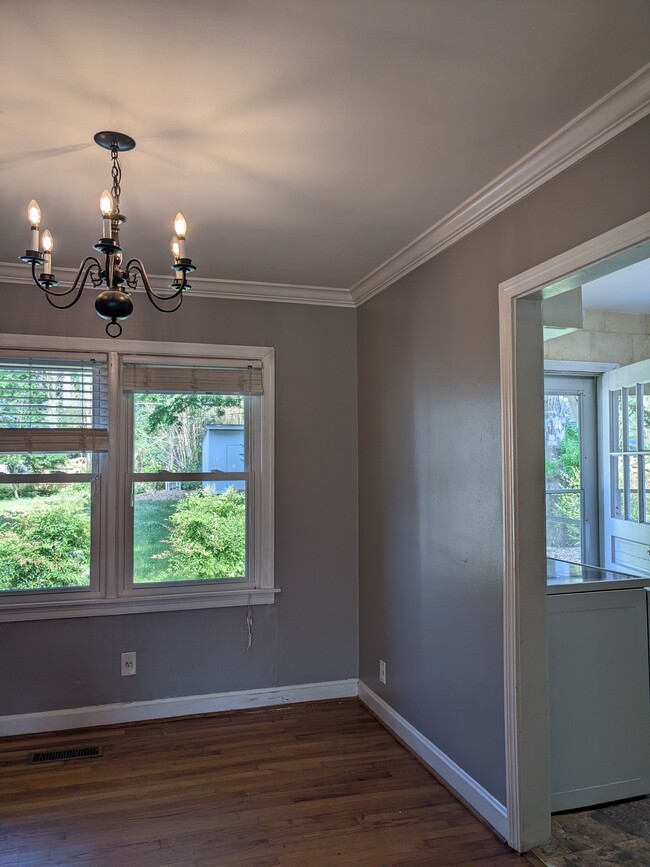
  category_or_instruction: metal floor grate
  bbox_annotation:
[29,746,103,764]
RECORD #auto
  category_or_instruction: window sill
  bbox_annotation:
[0,588,280,622]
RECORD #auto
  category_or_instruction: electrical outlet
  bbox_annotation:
[379,659,386,684]
[121,651,137,676]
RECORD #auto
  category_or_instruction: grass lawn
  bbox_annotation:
[133,498,177,583]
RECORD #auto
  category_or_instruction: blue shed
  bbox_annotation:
[202,425,245,492]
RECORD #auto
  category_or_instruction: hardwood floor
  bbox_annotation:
[0,699,528,866]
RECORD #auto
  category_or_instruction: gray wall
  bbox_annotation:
[357,116,650,805]
[0,295,358,714]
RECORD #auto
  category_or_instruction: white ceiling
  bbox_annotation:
[1,0,649,289]
[582,258,650,313]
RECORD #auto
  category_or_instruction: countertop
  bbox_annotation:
[547,558,650,594]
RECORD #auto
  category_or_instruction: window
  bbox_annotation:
[544,375,598,565]
[0,355,107,600]
[609,383,650,523]
[0,338,274,621]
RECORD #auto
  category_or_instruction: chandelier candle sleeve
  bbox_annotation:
[171,235,183,280]
[28,200,41,251]
[41,230,53,273]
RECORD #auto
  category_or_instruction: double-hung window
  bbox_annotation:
[0,353,108,602]
[0,338,275,620]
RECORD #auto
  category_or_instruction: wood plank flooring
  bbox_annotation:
[0,699,529,866]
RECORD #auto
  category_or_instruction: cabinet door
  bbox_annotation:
[548,588,650,812]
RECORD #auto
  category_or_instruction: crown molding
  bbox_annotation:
[350,63,650,307]
[0,261,354,308]
[2,66,648,311]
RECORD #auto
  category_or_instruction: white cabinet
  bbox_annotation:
[547,588,650,811]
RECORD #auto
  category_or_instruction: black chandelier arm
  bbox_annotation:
[37,258,102,309]
[125,258,185,312]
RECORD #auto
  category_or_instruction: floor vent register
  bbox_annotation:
[28,746,103,764]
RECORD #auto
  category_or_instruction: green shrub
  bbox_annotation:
[155,487,246,580]
[0,495,90,591]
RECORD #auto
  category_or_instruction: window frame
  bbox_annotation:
[0,334,276,622]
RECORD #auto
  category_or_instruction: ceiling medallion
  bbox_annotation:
[19,131,196,337]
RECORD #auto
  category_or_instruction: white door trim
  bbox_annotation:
[499,211,650,852]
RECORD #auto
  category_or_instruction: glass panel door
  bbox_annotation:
[544,376,599,565]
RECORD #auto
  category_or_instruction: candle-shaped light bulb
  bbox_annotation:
[100,190,113,238]
[28,200,41,226]
[174,213,187,238]
[174,213,187,257]
[27,199,41,251]
[170,235,180,260]
[41,230,53,274]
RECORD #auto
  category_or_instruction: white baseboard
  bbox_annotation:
[0,678,359,738]
[358,681,508,840]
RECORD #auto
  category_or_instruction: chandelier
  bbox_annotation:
[19,131,196,338]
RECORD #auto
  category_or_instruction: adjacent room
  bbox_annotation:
[1,1,649,863]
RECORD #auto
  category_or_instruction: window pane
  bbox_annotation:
[0,452,92,474]
[609,388,623,452]
[133,483,247,584]
[0,360,107,429]
[133,393,245,474]
[613,455,625,519]
[628,455,640,522]
[546,491,582,562]
[625,387,638,451]
[544,394,581,490]
[644,384,650,451]
[0,483,91,591]
[611,390,623,452]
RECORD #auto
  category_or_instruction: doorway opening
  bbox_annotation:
[499,212,650,853]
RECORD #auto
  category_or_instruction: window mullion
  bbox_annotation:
[103,351,121,601]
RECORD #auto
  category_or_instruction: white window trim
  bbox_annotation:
[0,334,276,622]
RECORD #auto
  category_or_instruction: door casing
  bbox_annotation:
[499,212,650,852]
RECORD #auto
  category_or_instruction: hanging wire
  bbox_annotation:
[242,593,253,650]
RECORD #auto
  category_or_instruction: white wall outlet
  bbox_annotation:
[121,651,137,676]
[379,659,386,684]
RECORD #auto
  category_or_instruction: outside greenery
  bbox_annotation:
[132,392,246,584]
[0,363,247,591]
[545,395,582,561]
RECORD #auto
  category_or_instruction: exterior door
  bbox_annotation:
[544,375,599,565]
[600,359,650,575]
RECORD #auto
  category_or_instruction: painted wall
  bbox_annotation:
[545,309,650,364]
[0,296,358,715]
[357,116,650,805]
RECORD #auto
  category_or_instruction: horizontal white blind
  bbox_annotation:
[122,363,263,395]
[0,428,108,453]
[0,358,108,452]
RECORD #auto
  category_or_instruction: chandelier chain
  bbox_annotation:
[110,146,122,211]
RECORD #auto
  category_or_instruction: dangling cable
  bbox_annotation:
[242,592,253,650]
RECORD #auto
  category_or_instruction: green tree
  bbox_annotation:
[545,423,580,487]
[0,494,90,590]
[154,488,246,579]
[133,393,243,474]
[0,453,70,498]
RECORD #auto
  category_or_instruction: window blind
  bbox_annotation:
[122,362,264,395]
[0,358,109,452]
